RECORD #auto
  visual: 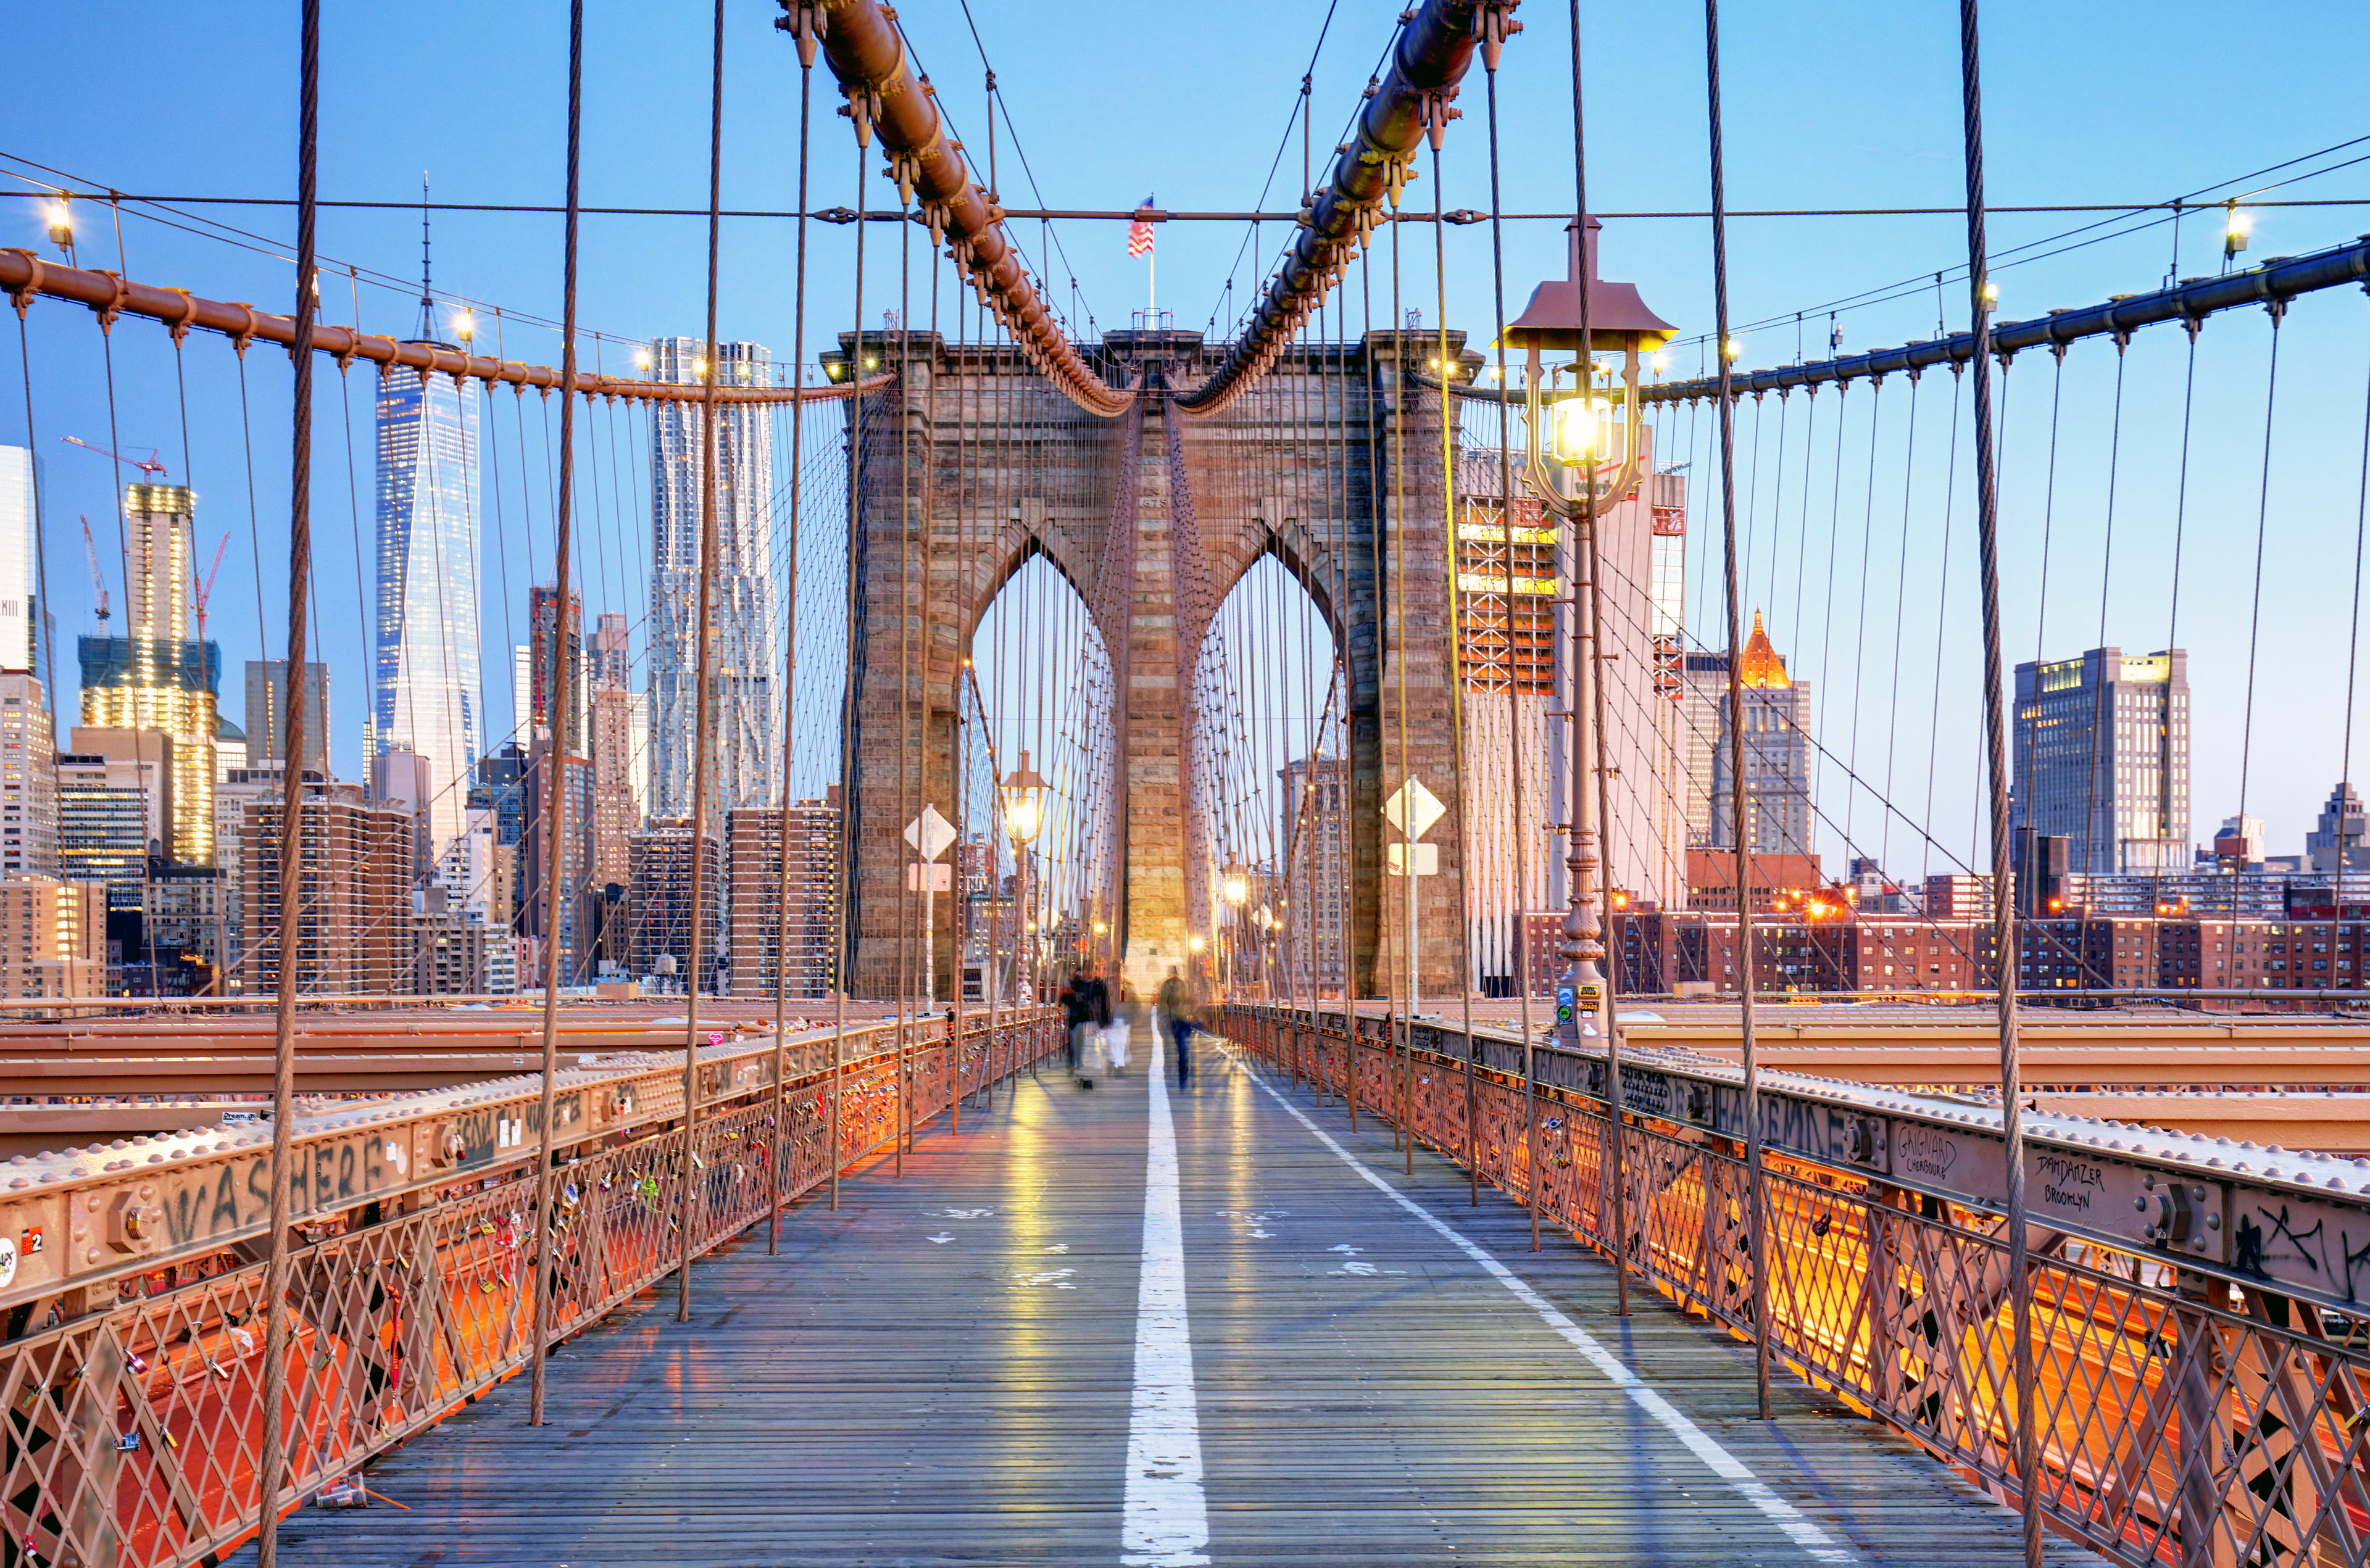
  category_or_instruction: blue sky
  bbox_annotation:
[6,0,2370,874]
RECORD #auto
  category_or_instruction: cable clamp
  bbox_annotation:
[91,269,131,334]
[224,299,261,357]
[840,85,881,149]
[2,249,43,320]
[160,286,199,344]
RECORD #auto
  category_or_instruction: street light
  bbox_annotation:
[1000,750,1049,847]
[1549,392,1622,465]
[1500,214,1676,1094]
[45,199,73,256]
[2225,204,2253,260]
[453,310,475,345]
[1220,861,1250,907]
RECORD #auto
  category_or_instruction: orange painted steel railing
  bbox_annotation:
[0,1007,1060,1568]
[1226,1005,2370,1568]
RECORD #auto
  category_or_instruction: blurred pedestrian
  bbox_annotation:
[1062,968,1092,1077]
[1157,965,1198,1089]
[1068,964,1110,1089]
[1105,982,1133,1077]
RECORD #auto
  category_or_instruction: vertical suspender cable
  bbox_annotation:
[529,0,586,1424]
[1427,132,1482,1202]
[1555,0,1594,1261]
[678,0,728,1323]
[2234,316,2284,935]
[1308,70,1327,1080]
[931,197,956,1133]
[833,115,870,1211]
[1701,0,1769,1422]
[2338,347,2370,953]
[1955,3,2037,1560]
[895,182,913,1171]
[1561,0,1626,1305]
[1359,238,1380,1127]
[1478,10,1528,1215]
[771,1,818,1256]
[255,0,319,1557]
[1387,194,1413,1167]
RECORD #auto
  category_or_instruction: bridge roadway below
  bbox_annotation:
[252,1021,2098,1566]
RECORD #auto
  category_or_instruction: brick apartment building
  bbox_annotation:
[240,781,415,995]
[725,797,840,1000]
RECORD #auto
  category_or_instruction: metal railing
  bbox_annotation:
[1224,1004,2370,1568]
[0,1006,1062,1568]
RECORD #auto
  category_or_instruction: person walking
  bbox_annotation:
[1105,982,1133,1077]
[1068,964,1110,1089]
[1157,964,1197,1089]
[1062,968,1092,1079]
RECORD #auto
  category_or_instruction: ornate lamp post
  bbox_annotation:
[1503,217,1674,1031]
[1001,752,1049,1005]
[1218,860,1250,996]
[1503,217,1674,1271]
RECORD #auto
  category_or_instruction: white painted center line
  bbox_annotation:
[1234,1054,1858,1566]
[1123,1033,1210,1567]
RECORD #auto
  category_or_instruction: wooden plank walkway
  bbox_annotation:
[255,1024,2103,1566]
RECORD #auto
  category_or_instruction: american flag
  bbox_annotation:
[1128,197,1155,258]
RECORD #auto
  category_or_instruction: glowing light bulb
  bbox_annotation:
[1722,337,1743,362]
[633,348,652,373]
[2224,207,2253,259]
[452,310,475,344]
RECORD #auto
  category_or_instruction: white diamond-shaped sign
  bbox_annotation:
[904,803,957,862]
[1382,777,1445,842]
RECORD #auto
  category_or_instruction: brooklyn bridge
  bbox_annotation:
[5,0,2370,1564]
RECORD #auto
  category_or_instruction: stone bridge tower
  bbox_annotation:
[839,326,1474,1004]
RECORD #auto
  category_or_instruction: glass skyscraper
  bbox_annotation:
[2011,645,2189,875]
[647,337,776,820]
[78,483,219,865]
[375,361,481,861]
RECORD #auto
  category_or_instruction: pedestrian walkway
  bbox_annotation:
[257,1023,2098,1566]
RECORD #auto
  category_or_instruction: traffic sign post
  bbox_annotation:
[904,805,956,1006]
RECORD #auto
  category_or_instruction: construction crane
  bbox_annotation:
[191,534,230,642]
[78,516,110,626]
[59,436,167,481]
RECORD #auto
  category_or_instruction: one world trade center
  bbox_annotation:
[375,319,481,863]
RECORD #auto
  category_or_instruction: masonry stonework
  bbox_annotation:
[841,328,1473,1002]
